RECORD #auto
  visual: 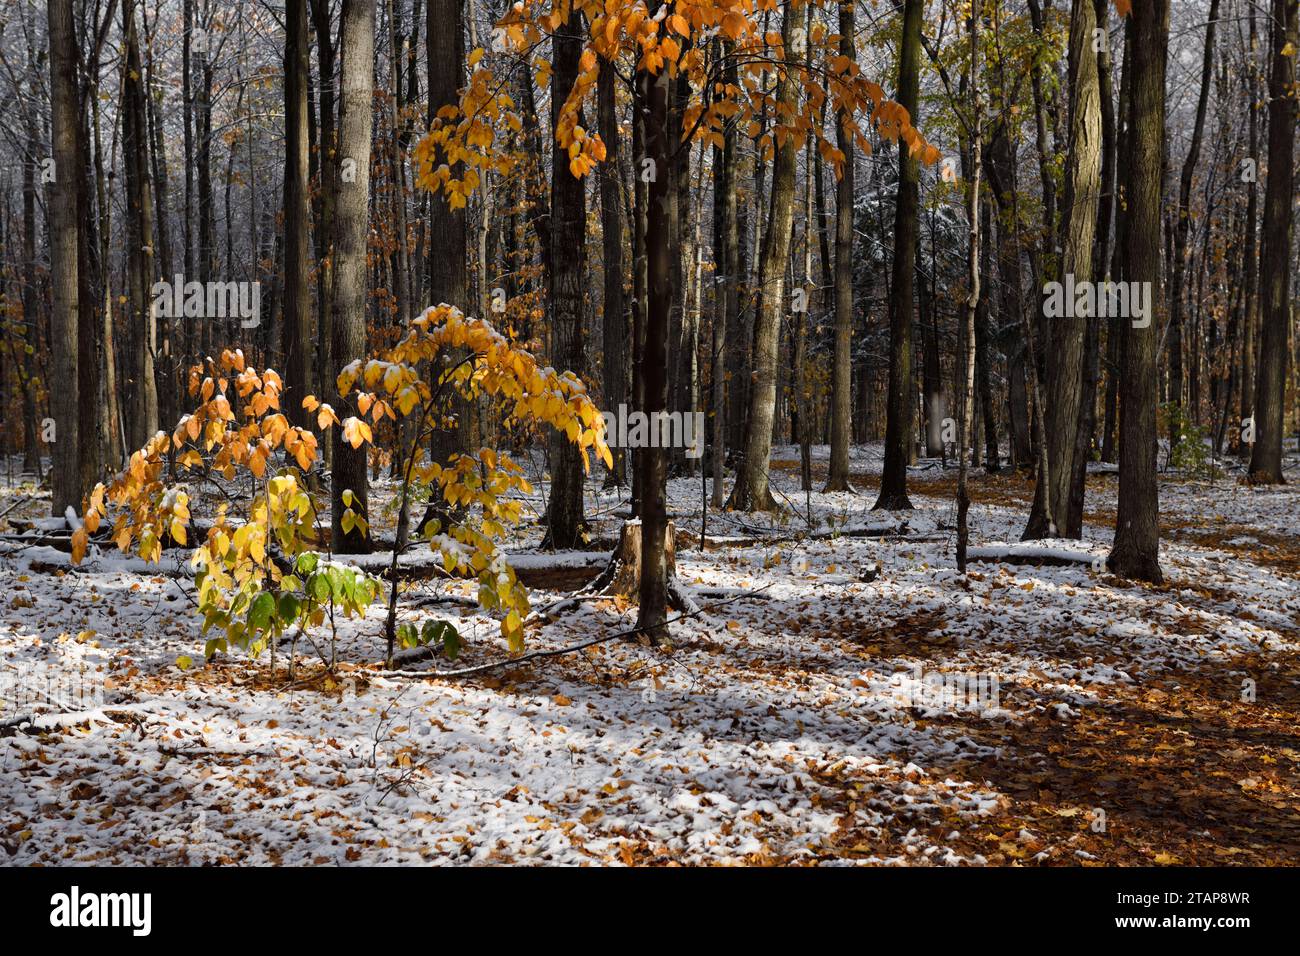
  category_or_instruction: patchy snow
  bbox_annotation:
[2,446,1299,865]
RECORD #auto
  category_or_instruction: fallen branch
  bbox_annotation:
[370,584,773,680]
[966,543,1100,568]
[0,706,149,738]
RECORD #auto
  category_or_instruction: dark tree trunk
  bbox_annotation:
[1238,2,1262,457]
[48,0,81,517]
[311,0,337,422]
[542,9,588,548]
[1024,0,1101,541]
[283,0,313,429]
[824,0,856,492]
[1167,0,1220,432]
[711,41,740,506]
[874,0,923,511]
[329,0,374,554]
[122,0,159,451]
[598,58,628,487]
[636,47,672,642]
[1249,0,1297,483]
[1108,0,1168,583]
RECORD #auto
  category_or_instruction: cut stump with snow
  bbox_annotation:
[581,520,698,614]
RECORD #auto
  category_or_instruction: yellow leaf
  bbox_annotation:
[71,528,88,565]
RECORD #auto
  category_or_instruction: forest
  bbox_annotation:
[0,0,1297,874]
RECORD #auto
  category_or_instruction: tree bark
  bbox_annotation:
[1107,0,1168,583]
[1024,0,1101,541]
[1239,1,1262,457]
[1167,0,1221,431]
[283,0,313,429]
[636,42,672,641]
[824,1,856,492]
[598,58,628,487]
[330,0,374,554]
[873,0,923,511]
[47,0,81,517]
[728,5,800,512]
[542,9,588,547]
[1248,0,1297,483]
[122,0,159,452]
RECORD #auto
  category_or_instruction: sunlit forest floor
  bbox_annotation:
[2,444,1298,865]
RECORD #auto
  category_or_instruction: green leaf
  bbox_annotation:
[247,591,276,631]
[422,619,460,659]
[176,655,194,671]
[308,572,331,603]
[326,566,346,600]
[397,622,418,649]
[278,592,301,622]
[295,552,319,575]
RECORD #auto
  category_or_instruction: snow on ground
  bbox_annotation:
[2,445,1299,866]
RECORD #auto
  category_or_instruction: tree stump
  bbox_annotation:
[582,520,695,613]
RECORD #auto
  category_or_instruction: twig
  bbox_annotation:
[371,584,773,680]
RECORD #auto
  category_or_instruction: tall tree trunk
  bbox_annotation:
[1239,1,1261,457]
[283,0,313,428]
[542,8,588,547]
[196,4,214,360]
[122,0,159,451]
[873,0,923,511]
[141,1,175,429]
[1024,0,1101,540]
[1101,19,1132,464]
[182,0,195,373]
[976,197,999,472]
[598,58,628,488]
[711,41,740,507]
[47,0,81,517]
[957,0,983,572]
[1249,0,1298,482]
[330,0,375,553]
[425,0,472,482]
[311,0,337,428]
[728,5,800,512]
[1167,0,1221,434]
[824,3,856,492]
[987,127,1032,469]
[636,42,672,641]
[1107,0,1168,582]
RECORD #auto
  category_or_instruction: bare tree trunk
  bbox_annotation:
[824,0,856,492]
[874,0,923,511]
[710,41,739,507]
[728,5,802,512]
[1108,0,1168,583]
[1167,0,1221,436]
[598,58,628,488]
[542,8,588,547]
[283,0,313,428]
[311,0,337,433]
[1248,0,1297,483]
[636,41,672,642]
[1024,0,1101,541]
[330,0,374,553]
[122,0,159,451]
[957,0,982,573]
[48,0,81,517]
[196,1,215,359]
[1238,1,1261,458]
